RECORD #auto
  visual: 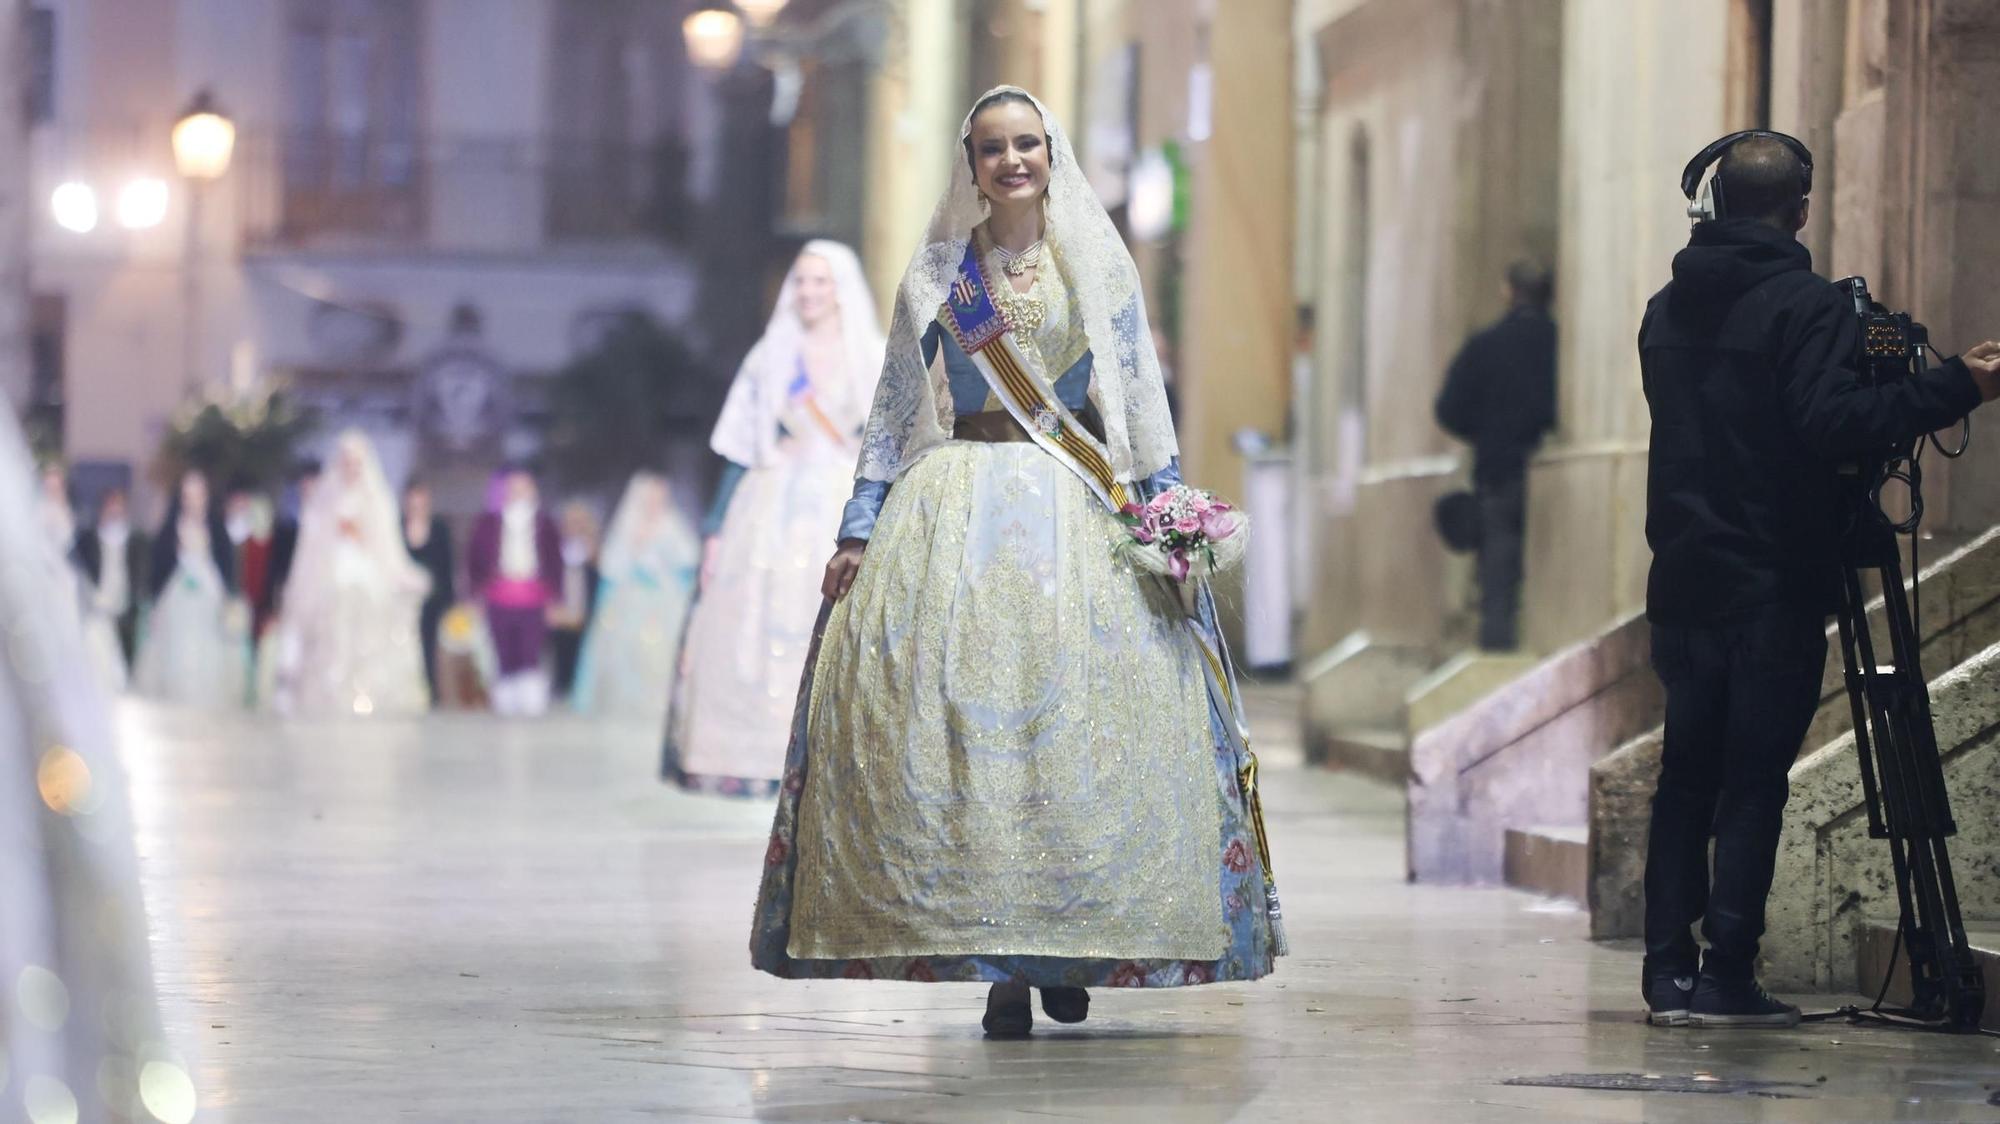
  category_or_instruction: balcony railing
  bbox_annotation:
[238,130,695,254]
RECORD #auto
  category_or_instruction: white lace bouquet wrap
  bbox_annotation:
[1115,485,1248,583]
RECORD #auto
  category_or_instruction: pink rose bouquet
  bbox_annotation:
[1116,484,1249,583]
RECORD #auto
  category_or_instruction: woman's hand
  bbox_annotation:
[822,539,867,602]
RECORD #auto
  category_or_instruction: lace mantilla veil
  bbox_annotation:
[711,240,886,469]
[857,85,1179,487]
[286,429,428,610]
[597,471,697,580]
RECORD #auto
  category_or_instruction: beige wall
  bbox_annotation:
[1521,1,1738,652]
[1294,0,1563,656]
[1178,0,1293,497]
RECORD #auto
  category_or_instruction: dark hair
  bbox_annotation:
[1506,260,1554,309]
[1717,135,1808,224]
[962,89,1050,177]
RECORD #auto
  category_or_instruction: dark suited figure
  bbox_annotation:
[402,480,456,705]
[1638,133,2000,1027]
[74,487,151,666]
[1434,261,1558,650]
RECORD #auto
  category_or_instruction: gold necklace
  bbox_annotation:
[994,276,1045,333]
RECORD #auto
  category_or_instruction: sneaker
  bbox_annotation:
[1688,975,1801,1028]
[1644,971,1696,1027]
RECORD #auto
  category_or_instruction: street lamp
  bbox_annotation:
[171,89,237,182]
[683,7,746,71]
[171,88,236,394]
[736,0,790,27]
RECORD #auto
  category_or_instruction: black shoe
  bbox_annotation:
[1643,970,1696,1027]
[1040,986,1090,1025]
[982,991,1033,1039]
[1688,975,1800,1028]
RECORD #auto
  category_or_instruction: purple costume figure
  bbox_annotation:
[467,467,562,715]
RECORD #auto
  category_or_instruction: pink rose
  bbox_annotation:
[1173,515,1201,535]
[1200,508,1238,540]
[1108,962,1148,988]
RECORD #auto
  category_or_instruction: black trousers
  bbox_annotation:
[1644,603,1826,980]
[1476,475,1526,651]
[418,599,448,705]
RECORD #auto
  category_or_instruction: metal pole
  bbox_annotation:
[183,179,204,395]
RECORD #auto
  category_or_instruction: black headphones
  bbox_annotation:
[1680,130,1813,222]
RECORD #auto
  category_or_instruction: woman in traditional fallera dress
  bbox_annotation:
[0,411,194,1124]
[270,431,431,717]
[135,470,246,708]
[750,88,1285,1036]
[571,473,699,723]
[663,240,885,795]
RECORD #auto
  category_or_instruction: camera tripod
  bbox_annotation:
[1807,276,1988,1033]
[1809,501,1988,1032]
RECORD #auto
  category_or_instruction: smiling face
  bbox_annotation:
[180,471,209,514]
[792,253,839,328]
[966,98,1051,210]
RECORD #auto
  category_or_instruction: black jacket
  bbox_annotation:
[149,504,236,600]
[1435,307,1558,485]
[1640,219,1981,625]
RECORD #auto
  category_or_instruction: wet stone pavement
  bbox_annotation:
[118,692,2000,1122]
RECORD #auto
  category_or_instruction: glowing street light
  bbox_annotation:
[683,7,746,70]
[50,182,98,233]
[116,178,170,230]
[171,89,237,182]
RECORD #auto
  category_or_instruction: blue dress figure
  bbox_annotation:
[571,472,698,725]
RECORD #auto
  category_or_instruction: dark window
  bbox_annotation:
[280,0,423,242]
[26,7,55,125]
[544,0,693,243]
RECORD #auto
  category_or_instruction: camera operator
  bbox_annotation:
[1639,133,2000,1028]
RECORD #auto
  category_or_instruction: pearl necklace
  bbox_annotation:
[994,239,1045,278]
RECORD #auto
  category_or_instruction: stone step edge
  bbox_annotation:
[1853,918,2000,1031]
[1502,825,1588,902]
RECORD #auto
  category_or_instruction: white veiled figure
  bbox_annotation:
[272,430,431,717]
[571,473,699,723]
[666,240,885,793]
[0,412,196,1123]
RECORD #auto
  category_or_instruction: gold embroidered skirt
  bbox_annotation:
[784,442,1227,962]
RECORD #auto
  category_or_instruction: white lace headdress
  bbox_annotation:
[856,86,1178,486]
[710,239,886,468]
[597,471,697,580]
[287,429,425,608]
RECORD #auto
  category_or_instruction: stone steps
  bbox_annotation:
[1407,613,1660,884]
[1586,525,2000,942]
[1760,638,2000,992]
[1854,919,2000,1032]
[1502,825,1588,902]
[1318,726,1411,783]
[1300,630,1434,781]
